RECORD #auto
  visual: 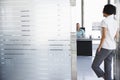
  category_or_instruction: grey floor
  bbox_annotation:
[77,56,104,80]
[77,44,113,80]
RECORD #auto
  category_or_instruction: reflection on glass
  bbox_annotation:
[0,0,72,80]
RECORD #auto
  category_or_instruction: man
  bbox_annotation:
[76,23,85,38]
[91,4,119,80]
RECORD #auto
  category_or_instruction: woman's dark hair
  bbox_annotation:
[103,4,116,15]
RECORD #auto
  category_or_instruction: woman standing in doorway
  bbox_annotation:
[92,4,119,80]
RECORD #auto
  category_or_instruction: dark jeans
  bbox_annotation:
[92,48,115,80]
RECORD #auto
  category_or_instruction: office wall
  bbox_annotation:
[0,0,74,80]
[71,0,108,38]
[84,0,107,38]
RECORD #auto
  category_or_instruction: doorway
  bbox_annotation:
[76,0,119,80]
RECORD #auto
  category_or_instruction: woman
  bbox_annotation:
[91,4,119,80]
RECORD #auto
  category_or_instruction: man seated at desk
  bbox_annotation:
[76,23,85,38]
[76,23,92,56]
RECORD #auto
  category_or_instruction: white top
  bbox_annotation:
[101,15,119,50]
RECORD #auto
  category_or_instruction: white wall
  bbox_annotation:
[72,0,108,38]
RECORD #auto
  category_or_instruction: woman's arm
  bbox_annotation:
[98,27,107,52]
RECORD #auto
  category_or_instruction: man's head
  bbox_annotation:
[76,23,80,31]
[103,4,116,17]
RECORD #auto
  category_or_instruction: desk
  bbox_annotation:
[77,38,92,56]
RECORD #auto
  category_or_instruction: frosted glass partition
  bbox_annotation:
[0,0,73,80]
[114,0,120,80]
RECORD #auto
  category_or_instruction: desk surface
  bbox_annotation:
[77,38,92,41]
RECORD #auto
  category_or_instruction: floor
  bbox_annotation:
[77,56,104,80]
[77,44,113,80]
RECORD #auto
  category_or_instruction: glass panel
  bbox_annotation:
[0,0,73,80]
[114,0,120,80]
